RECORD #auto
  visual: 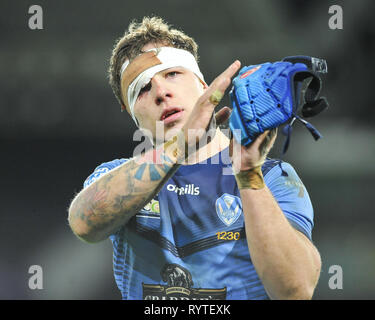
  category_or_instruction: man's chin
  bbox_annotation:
[152,125,183,146]
[164,123,184,141]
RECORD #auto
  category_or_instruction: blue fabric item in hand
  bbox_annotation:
[229,61,309,146]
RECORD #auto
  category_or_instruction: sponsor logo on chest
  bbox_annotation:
[166,184,200,196]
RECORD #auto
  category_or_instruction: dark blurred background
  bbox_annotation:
[1,0,374,299]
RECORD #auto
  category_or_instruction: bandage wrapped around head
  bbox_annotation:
[120,47,206,126]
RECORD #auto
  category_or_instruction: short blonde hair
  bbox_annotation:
[108,16,199,107]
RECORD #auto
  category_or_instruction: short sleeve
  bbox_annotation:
[83,158,129,189]
[263,161,314,240]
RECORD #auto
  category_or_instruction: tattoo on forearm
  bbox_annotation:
[134,161,173,181]
[70,149,177,236]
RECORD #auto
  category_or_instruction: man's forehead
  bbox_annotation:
[121,50,162,109]
[122,43,170,67]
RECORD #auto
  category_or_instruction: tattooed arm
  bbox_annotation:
[68,139,182,243]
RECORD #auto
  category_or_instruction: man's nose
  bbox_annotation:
[151,76,172,105]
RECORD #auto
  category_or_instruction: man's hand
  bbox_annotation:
[181,60,241,150]
[230,129,277,173]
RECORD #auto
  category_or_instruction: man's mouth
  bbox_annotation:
[160,108,184,124]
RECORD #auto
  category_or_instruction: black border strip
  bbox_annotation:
[130,222,246,258]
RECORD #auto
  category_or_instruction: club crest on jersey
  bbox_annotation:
[215,194,242,226]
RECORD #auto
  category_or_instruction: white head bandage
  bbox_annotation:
[120,47,205,125]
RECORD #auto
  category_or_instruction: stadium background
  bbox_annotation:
[1,0,374,299]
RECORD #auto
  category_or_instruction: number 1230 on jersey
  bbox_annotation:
[216,231,240,241]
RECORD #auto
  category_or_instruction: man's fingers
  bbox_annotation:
[229,138,233,158]
[212,60,241,92]
[256,129,277,157]
[219,60,241,82]
[203,60,241,107]
[214,106,231,125]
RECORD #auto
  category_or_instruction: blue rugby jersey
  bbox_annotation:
[83,149,314,300]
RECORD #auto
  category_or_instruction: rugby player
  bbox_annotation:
[68,16,321,300]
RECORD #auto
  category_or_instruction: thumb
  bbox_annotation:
[229,137,233,158]
[214,106,232,125]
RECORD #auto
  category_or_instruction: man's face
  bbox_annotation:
[130,43,207,143]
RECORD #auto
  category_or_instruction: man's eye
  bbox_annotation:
[167,71,179,77]
[139,82,152,95]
